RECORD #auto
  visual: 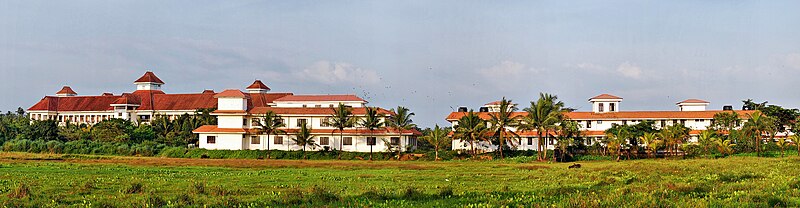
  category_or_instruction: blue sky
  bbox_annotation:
[2,1,799,127]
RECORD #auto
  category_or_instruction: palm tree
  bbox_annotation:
[386,106,417,153]
[743,112,773,157]
[487,98,520,159]
[326,103,356,160]
[453,110,489,158]
[292,123,318,159]
[554,120,580,162]
[712,137,736,157]
[639,132,659,158]
[254,111,285,159]
[792,134,800,157]
[422,124,451,161]
[775,137,789,157]
[360,106,385,160]
[605,124,631,162]
[519,93,566,161]
[697,130,717,158]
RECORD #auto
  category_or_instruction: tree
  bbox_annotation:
[254,111,285,159]
[421,124,451,161]
[26,120,59,141]
[360,107,385,160]
[712,137,736,157]
[791,134,800,157]
[554,120,580,162]
[292,124,318,159]
[711,112,742,134]
[743,111,774,157]
[696,130,717,157]
[326,103,356,160]
[605,125,628,162]
[519,93,566,161]
[91,119,134,142]
[453,110,489,158]
[487,98,520,159]
[386,106,417,154]
[639,132,660,158]
[659,124,690,157]
[775,137,789,158]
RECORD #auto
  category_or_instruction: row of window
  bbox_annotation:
[580,119,714,128]
[208,136,401,146]
[247,117,383,128]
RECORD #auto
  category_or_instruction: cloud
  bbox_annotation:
[785,53,800,70]
[477,60,540,80]
[565,63,605,71]
[616,62,642,79]
[294,61,380,85]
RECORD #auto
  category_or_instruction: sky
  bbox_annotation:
[1,1,800,127]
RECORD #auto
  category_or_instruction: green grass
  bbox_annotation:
[1,152,800,207]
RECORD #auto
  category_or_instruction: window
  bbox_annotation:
[320,137,330,145]
[315,104,322,108]
[243,119,248,126]
[622,120,627,125]
[610,103,616,112]
[587,121,592,128]
[598,103,604,112]
[274,136,284,144]
[302,104,307,108]
[252,118,260,125]
[343,137,353,145]
[680,119,686,124]
[597,120,603,124]
[367,137,377,146]
[390,137,400,145]
[527,137,534,145]
[297,119,308,127]
[320,117,331,127]
[207,136,216,144]
[251,136,260,144]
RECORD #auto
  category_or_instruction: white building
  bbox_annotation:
[447,94,755,152]
[28,71,420,152]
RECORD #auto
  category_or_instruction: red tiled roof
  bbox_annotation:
[112,93,141,105]
[28,96,121,111]
[56,86,77,95]
[214,89,249,98]
[246,80,271,90]
[485,101,502,105]
[192,125,247,133]
[273,95,366,102]
[30,91,293,112]
[677,99,710,104]
[134,71,164,84]
[446,110,756,121]
[249,107,394,116]
[590,94,622,100]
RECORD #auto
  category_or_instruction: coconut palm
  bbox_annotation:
[453,110,489,158]
[254,111,285,159]
[554,120,581,162]
[713,137,736,157]
[422,124,451,161]
[292,123,318,159]
[639,132,660,158]
[519,93,566,161]
[605,124,631,162]
[775,137,789,157]
[386,106,417,154]
[697,130,717,158]
[743,112,774,157]
[326,103,356,160]
[791,134,800,157]
[487,98,520,159]
[360,106,385,160]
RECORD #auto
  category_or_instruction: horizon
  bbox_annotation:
[2,1,800,127]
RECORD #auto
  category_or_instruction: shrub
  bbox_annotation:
[7,182,31,199]
[403,187,426,200]
[310,186,340,203]
[124,182,144,194]
[160,147,187,158]
[45,140,64,154]
[145,194,167,208]
[438,186,454,198]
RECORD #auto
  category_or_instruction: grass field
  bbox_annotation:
[1,152,800,207]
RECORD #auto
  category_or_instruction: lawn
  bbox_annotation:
[1,152,799,207]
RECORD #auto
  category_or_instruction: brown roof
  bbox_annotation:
[677,99,710,104]
[214,89,249,98]
[134,71,165,84]
[273,95,366,102]
[112,93,141,105]
[590,94,622,100]
[446,110,756,121]
[249,107,394,116]
[56,86,77,95]
[246,80,271,90]
[485,101,502,105]
[29,96,121,111]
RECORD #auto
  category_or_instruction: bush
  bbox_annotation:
[45,140,64,154]
[7,182,31,199]
[160,147,187,158]
[124,182,144,194]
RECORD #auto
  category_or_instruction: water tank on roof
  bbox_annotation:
[479,107,489,112]
[723,105,733,111]
[458,106,468,112]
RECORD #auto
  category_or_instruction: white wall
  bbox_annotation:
[218,98,246,111]
[199,133,245,150]
[273,101,365,108]
[218,116,244,128]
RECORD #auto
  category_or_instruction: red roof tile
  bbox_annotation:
[677,99,710,104]
[134,71,165,84]
[485,101,502,105]
[246,80,271,90]
[28,96,121,111]
[446,110,756,121]
[112,93,141,105]
[56,86,77,95]
[273,95,366,102]
[590,94,622,100]
[214,89,249,98]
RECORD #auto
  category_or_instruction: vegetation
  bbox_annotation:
[325,103,356,160]
[253,111,286,159]
[421,124,451,160]
[2,152,800,207]
[519,93,567,161]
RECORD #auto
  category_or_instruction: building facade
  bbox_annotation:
[28,71,420,152]
[447,94,756,152]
